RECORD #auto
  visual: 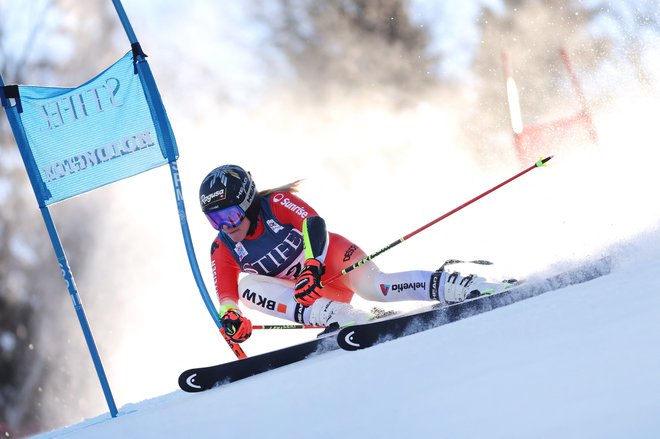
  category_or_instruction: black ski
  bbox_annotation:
[180,257,612,390]
[178,334,338,392]
[337,257,613,351]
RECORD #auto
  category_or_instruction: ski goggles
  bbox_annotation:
[205,205,246,230]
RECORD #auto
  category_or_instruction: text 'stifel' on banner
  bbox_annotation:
[12,51,170,206]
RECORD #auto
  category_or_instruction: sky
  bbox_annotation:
[30,229,660,438]
[1,0,659,435]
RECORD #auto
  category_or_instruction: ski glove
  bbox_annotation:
[220,307,252,343]
[294,258,325,306]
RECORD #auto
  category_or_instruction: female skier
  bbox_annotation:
[200,164,511,343]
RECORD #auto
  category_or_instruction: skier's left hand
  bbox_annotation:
[294,258,325,306]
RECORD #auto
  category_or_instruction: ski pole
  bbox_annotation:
[253,324,324,330]
[322,156,553,286]
[219,328,248,359]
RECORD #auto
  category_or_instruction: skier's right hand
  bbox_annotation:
[220,307,252,343]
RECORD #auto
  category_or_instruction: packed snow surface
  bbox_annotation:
[33,239,660,438]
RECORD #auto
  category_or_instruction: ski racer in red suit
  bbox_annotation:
[200,165,512,343]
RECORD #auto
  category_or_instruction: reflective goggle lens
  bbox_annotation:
[205,206,246,230]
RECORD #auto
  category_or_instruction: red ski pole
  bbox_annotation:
[220,328,247,359]
[322,156,553,286]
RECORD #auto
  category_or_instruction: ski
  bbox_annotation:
[178,333,338,392]
[337,257,613,351]
[179,257,612,390]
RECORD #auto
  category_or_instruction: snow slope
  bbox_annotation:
[31,235,660,439]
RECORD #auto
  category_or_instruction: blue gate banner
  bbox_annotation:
[7,51,176,205]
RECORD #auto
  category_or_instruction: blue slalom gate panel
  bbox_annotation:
[6,51,172,206]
